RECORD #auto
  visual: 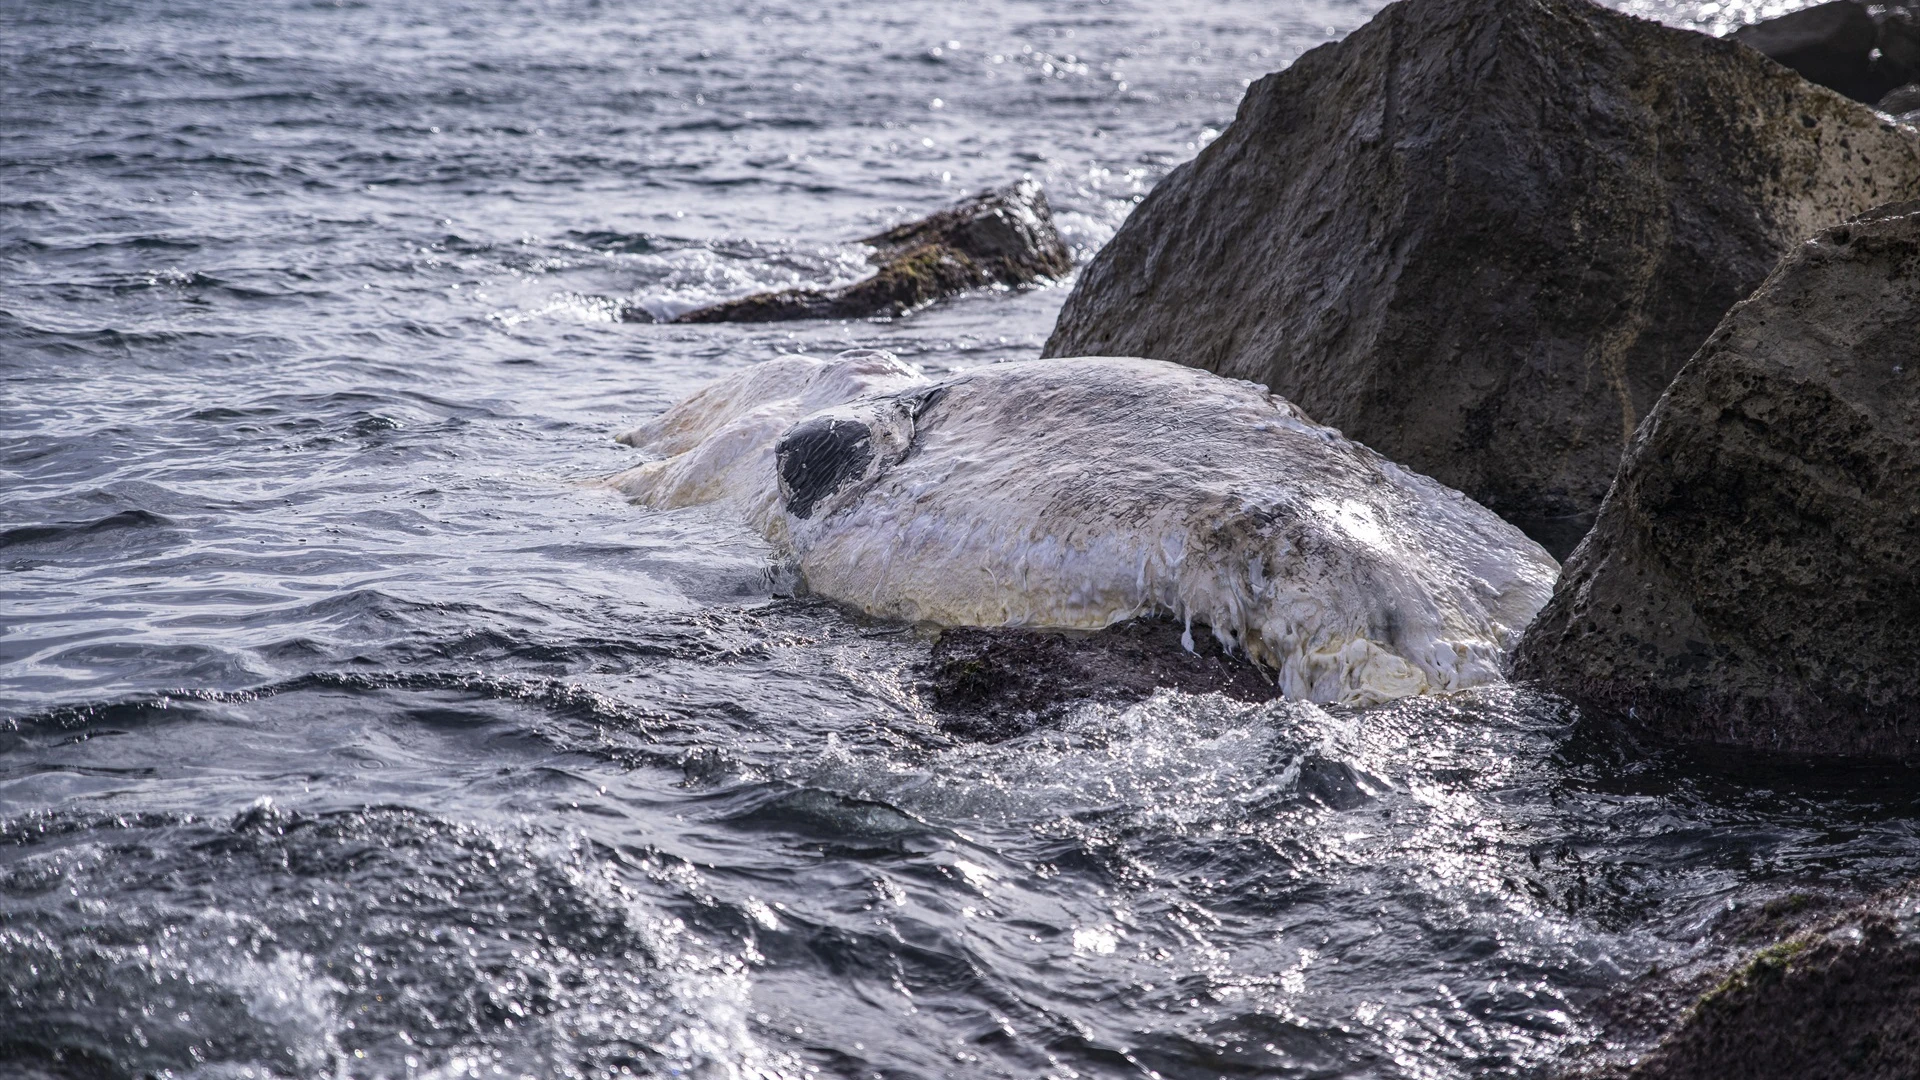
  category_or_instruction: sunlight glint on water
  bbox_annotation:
[3,1,1911,1078]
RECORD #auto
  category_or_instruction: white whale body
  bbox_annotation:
[610,351,1558,705]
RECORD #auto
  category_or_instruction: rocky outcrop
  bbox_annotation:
[1042,0,1920,556]
[636,181,1070,323]
[1567,889,1860,1078]
[1511,204,1920,760]
[1587,884,1920,1079]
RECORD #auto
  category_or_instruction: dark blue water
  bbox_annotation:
[5,1,1915,1077]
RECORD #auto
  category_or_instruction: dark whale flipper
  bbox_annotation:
[777,417,875,520]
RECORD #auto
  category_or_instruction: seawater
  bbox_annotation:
[2,1,1912,1078]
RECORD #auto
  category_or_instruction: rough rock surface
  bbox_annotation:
[1730,1,1884,103]
[1558,887,1859,1078]
[1043,0,1920,556]
[1584,884,1920,1079]
[1512,204,1920,760]
[922,620,1282,741]
[643,181,1070,323]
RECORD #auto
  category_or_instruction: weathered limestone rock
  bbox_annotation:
[1512,204,1920,760]
[1043,0,1920,556]
[1730,1,1883,103]
[1590,884,1920,1079]
[644,181,1070,323]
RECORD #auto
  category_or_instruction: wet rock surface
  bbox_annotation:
[1729,1,1920,105]
[1883,81,1920,116]
[1512,204,1920,760]
[1729,1,1884,102]
[1564,887,1860,1077]
[921,619,1281,741]
[1579,884,1920,1079]
[638,181,1071,323]
[1043,0,1920,557]
[1877,8,1920,99]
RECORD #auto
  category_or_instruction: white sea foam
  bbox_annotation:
[610,352,1558,705]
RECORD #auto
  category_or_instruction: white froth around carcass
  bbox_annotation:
[609,352,1559,705]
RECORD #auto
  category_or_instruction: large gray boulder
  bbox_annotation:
[1042,0,1920,556]
[1512,204,1920,760]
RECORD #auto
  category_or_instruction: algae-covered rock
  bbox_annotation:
[649,181,1070,323]
[1043,0,1920,556]
[1595,884,1920,1079]
[1512,204,1920,760]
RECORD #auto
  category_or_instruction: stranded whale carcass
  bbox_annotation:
[609,352,1558,705]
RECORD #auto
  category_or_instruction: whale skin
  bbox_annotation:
[609,351,1558,706]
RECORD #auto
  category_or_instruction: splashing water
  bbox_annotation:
[5,0,1913,1077]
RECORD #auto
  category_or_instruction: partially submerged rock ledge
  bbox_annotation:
[627,181,1071,324]
[1577,884,1920,1079]
[922,620,1282,741]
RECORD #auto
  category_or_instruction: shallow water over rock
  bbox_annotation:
[6,1,1920,1077]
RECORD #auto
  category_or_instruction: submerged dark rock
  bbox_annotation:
[1043,0,1920,557]
[1879,9,1920,98]
[1729,1,1883,102]
[1883,82,1920,116]
[1512,204,1920,760]
[922,619,1280,741]
[1568,888,1860,1077]
[648,181,1070,324]
[1586,884,1920,1080]
[1727,1,1920,105]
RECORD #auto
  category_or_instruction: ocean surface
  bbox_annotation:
[3,1,1914,1078]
